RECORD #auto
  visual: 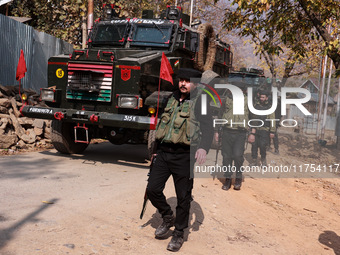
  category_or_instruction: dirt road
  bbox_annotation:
[0,134,340,255]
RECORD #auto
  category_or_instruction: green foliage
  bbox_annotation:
[219,0,340,75]
[9,0,174,46]
[10,0,99,46]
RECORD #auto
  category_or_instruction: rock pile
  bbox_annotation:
[0,84,52,152]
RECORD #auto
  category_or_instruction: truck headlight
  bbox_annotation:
[148,107,156,114]
[41,89,56,102]
[21,93,27,101]
[117,95,140,109]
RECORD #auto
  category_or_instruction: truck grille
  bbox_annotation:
[66,63,113,102]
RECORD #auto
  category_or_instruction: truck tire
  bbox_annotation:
[51,120,89,154]
[195,23,216,72]
[147,130,156,160]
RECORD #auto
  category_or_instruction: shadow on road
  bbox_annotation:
[0,156,71,180]
[0,142,149,181]
[0,198,59,251]
[319,230,340,255]
[40,142,150,169]
[140,196,204,241]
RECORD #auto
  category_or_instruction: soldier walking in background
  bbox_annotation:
[268,97,281,154]
[250,91,276,167]
[219,85,255,191]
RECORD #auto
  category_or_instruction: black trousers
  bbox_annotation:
[221,129,246,178]
[251,129,270,160]
[272,131,279,150]
[146,150,193,231]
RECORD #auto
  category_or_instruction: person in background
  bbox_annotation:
[250,91,276,167]
[268,96,281,154]
[219,84,255,191]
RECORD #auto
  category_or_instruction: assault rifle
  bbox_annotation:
[140,155,156,219]
[213,127,223,180]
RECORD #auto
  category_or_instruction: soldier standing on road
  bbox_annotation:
[250,91,276,167]
[146,68,213,252]
[219,86,255,191]
[268,96,281,154]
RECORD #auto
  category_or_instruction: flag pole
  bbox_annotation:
[157,52,174,121]
[19,79,22,104]
[321,60,333,140]
[156,78,161,121]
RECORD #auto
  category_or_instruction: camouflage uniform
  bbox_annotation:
[250,99,276,165]
[220,93,251,190]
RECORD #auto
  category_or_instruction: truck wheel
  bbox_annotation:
[147,130,156,160]
[51,120,89,154]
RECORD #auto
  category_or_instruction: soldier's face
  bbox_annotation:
[179,78,193,94]
[260,94,268,103]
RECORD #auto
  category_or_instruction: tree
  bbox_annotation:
[217,0,340,77]
[9,0,175,46]
[10,0,98,46]
[297,0,340,75]
[195,1,265,72]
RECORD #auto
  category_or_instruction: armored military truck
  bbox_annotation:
[22,5,233,156]
[228,67,266,89]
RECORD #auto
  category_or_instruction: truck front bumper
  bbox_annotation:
[22,106,157,130]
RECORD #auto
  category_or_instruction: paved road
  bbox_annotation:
[1,141,339,255]
[0,142,154,254]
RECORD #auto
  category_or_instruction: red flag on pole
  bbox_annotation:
[16,49,27,81]
[159,52,174,85]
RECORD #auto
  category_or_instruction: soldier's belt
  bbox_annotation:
[223,127,247,133]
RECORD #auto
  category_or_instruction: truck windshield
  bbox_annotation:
[130,23,173,47]
[92,23,128,45]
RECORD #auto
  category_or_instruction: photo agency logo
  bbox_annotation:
[191,80,318,179]
[192,78,339,180]
[197,83,222,115]
[199,82,312,128]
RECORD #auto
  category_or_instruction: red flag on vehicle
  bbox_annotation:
[16,49,27,81]
[159,52,174,85]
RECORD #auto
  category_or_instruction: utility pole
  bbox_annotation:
[82,16,87,49]
[321,61,333,140]
[317,24,332,140]
[189,0,194,27]
[337,36,340,118]
[87,0,94,35]
[338,77,340,116]
[316,55,327,139]
[337,77,340,149]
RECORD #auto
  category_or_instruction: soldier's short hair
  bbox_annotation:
[259,90,269,96]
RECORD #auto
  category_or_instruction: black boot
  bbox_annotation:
[167,229,184,252]
[155,214,175,238]
[249,158,258,167]
[222,177,232,191]
[234,177,242,190]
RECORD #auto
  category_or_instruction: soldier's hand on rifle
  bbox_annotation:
[151,154,157,162]
[270,133,275,139]
[214,131,219,143]
[195,148,207,165]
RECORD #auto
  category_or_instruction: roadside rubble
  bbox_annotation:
[0,84,53,154]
